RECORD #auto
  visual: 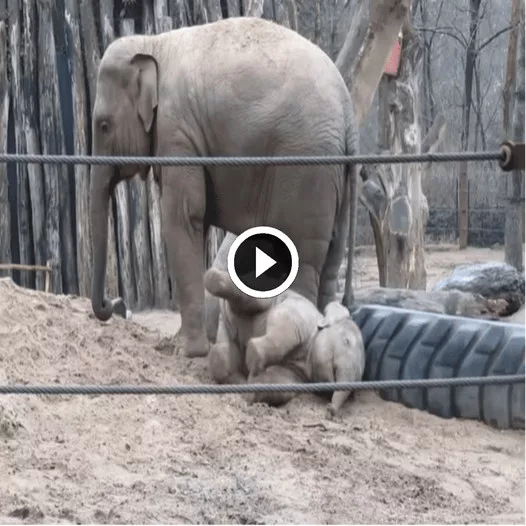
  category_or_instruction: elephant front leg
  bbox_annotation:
[246,365,304,407]
[208,340,246,385]
[161,166,209,358]
[245,312,302,378]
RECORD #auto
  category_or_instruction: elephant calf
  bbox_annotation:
[204,267,366,415]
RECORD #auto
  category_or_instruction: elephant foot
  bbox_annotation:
[174,330,210,358]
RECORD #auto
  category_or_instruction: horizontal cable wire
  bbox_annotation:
[0,374,522,396]
[0,150,505,167]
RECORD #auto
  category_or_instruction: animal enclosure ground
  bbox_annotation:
[0,245,524,524]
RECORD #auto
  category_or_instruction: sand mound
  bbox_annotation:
[0,277,524,524]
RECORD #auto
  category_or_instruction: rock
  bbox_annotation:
[434,262,525,316]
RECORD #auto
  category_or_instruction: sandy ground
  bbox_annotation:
[0,246,524,524]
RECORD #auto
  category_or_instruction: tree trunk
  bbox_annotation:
[382,25,426,289]
[84,0,119,299]
[8,0,32,289]
[335,0,413,127]
[0,19,10,277]
[505,2,525,272]
[65,0,92,298]
[360,21,447,291]
[458,0,481,249]
[503,0,521,136]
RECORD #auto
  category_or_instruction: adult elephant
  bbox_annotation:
[89,16,359,358]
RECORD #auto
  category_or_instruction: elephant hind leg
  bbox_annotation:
[247,365,304,407]
[318,219,349,312]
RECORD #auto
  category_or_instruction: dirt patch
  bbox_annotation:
[0,245,524,524]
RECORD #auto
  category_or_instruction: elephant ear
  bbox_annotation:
[131,53,158,133]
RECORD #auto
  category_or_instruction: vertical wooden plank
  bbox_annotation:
[144,0,171,308]
[8,0,32,289]
[241,0,264,18]
[154,0,173,33]
[205,0,223,22]
[53,1,79,295]
[99,0,115,51]
[36,0,64,293]
[226,0,240,17]
[21,0,46,291]
[65,0,92,297]
[81,0,119,299]
[110,17,137,309]
[120,18,154,310]
[168,0,191,28]
[272,0,295,28]
[0,18,10,276]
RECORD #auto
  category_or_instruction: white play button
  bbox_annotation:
[255,247,276,278]
[227,226,299,299]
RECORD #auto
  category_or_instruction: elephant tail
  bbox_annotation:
[342,100,360,310]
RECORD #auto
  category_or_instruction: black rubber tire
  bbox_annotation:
[351,305,525,430]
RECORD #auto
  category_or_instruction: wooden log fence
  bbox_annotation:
[0,0,519,311]
[0,260,53,292]
[1,0,345,310]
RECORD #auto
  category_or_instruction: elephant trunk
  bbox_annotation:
[328,389,352,417]
[90,164,116,321]
[328,359,364,416]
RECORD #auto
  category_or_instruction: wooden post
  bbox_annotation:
[38,0,80,294]
[0,17,10,278]
[99,0,115,51]
[120,18,155,310]
[169,0,191,28]
[146,0,172,308]
[225,0,240,17]
[45,260,52,293]
[505,1,525,272]
[8,0,32,289]
[22,0,47,292]
[83,0,119,299]
[65,0,92,298]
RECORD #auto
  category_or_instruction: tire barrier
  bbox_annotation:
[352,305,525,430]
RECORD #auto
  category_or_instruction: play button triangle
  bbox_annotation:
[255,247,276,278]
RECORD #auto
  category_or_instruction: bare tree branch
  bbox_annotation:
[477,24,518,53]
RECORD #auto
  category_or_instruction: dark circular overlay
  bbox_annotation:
[233,233,293,293]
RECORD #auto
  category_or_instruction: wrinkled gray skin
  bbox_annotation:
[89,17,359,359]
[205,232,235,343]
[205,267,365,413]
[308,301,366,416]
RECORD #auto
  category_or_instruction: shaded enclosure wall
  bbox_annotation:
[0,0,512,311]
